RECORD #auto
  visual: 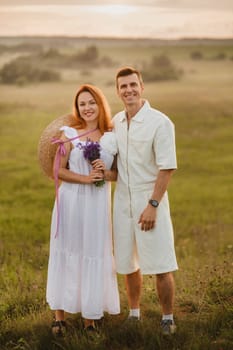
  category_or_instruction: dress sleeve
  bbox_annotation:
[153,119,177,170]
[100,131,118,156]
[60,126,78,139]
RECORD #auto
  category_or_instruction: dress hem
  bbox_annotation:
[47,302,120,319]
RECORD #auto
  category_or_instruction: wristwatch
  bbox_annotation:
[149,199,159,208]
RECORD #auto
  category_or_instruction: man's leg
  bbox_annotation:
[156,272,175,314]
[125,269,142,319]
[156,272,176,334]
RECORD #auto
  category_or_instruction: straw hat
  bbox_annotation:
[38,113,77,179]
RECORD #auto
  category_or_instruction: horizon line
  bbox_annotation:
[0,34,233,41]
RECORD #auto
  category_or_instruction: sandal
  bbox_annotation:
[84,325,100,340]
[85,325,97,332]
[51,320,66,337]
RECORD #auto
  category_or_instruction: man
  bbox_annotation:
[112,66,178,335]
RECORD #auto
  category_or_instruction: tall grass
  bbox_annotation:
[0,38,233,349]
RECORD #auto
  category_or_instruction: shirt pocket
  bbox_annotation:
[128,138,153,161]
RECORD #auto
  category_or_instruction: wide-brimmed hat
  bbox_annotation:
[38,113,77,179]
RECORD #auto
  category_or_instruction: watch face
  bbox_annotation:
[149,199,159,207]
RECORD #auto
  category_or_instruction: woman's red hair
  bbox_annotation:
[73,84,112,134]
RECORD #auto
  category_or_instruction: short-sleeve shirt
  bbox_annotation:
[113,100,177,192]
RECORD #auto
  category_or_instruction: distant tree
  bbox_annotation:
[142,54,182,82]
[190,51,203,60]
[41,48,61,59]
[0,60,60,85]
[0,44,116,72]
[75,45,99,63]
[212,52,226,60]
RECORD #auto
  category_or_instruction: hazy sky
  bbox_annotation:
[0,0,232,38]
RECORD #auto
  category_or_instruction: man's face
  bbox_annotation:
[117,73,144,107]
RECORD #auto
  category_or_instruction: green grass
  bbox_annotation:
[0,38,233,349]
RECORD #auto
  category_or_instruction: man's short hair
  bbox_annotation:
[115,66,143,87]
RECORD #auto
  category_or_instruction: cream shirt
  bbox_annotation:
[113,100,177,192]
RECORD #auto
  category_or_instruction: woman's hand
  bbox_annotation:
[92,159,106,171]
[88,168,104,184]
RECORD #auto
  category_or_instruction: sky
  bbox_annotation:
[0,0,232,39]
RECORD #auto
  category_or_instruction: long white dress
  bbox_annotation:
[46,126,120,319]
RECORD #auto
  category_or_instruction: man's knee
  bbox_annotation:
[156,271,174,283]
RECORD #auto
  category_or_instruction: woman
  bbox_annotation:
[46,84,120,336]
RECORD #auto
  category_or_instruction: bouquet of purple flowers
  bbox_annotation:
[79,139,105,187]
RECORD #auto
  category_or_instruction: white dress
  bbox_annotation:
[46,127,120,319]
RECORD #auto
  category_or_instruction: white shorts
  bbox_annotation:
[113,188,178,275]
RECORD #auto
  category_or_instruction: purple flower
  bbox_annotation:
[82,140,101,162]
[77,139,105,187]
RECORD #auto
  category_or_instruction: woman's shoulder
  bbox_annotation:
[60,125,78,139]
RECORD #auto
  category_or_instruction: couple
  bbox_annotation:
[46,66,178,337]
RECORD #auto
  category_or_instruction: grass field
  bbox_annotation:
[0,37,233,350]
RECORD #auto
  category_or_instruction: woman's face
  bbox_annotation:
[77,91,99,124]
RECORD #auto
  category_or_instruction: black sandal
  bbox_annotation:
[85,325,97,332]
[51,320,66,337]
[84,325,100,340]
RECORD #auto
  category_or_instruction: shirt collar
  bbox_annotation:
[120,100,150,122]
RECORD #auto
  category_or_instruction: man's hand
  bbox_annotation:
[138,204,157,231]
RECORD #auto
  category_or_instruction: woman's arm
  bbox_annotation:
[53,133,102,185]
[92,155,118,182]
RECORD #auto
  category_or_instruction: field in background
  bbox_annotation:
[0,37,233,350]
